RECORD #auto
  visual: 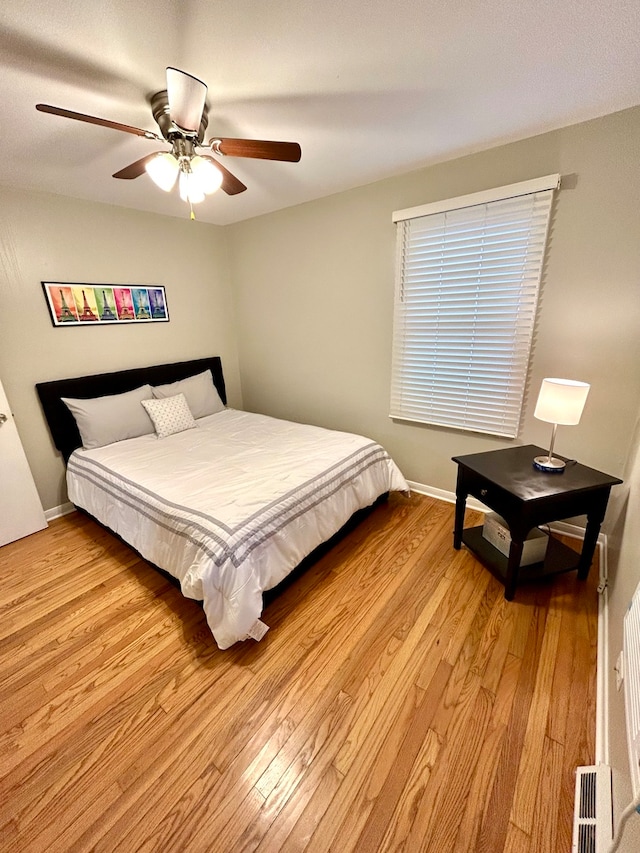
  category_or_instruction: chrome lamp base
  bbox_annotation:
[533,422,566,473]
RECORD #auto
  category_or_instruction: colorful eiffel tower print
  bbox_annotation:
[114,288,135,320]
[132,288,151,320]
[98,290,117,321]
[78,289,98,321]
[148,288,167,320]
[57,289,77,323]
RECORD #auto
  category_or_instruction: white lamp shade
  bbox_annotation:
[190,156,223,195]
[145,153,179,191]
[534,378,590,425]
[179,170,206,204]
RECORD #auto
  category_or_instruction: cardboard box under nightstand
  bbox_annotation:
[482,512,548,566]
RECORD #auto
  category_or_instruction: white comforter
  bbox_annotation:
[67,409,408,648]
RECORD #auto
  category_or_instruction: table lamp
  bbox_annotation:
[533,378,590,472]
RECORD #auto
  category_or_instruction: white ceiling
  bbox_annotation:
[2,0,639,226]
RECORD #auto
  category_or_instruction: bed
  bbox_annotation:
[36,357,409,649]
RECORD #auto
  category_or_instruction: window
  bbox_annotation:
[390,175,559,438]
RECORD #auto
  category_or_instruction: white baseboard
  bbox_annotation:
[407,480,489,513]
[44,502,75,521]
[597,585,609,766]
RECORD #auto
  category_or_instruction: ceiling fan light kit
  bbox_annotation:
[145,152,179,192]
[36,67,302,219]
[179,171,205,205]
[145,143,223,206]
[190,156,223,194]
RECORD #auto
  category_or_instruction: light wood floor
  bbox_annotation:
[0,493,597,852]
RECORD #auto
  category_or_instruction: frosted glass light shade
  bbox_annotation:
[534,378,590,425]
[190,156,223,194]
[145,153,179,191]
[179,170,206,204]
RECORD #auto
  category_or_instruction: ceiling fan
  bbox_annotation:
[36,67,302,218]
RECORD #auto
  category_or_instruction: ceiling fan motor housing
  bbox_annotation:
[150,90,209,143]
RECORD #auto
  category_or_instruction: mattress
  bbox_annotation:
[66,409,408,648]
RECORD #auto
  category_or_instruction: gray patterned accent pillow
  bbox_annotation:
[141,393,197,438]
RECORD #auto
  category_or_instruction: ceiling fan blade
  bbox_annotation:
[113,153,162,180]
[209,137,302,162]
[36,104,160,139]
[166,67,207,132]
[200,155,247,195]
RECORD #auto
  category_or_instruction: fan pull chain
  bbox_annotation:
[189,200,195,221]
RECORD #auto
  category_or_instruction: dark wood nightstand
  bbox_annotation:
[452,445,623,600]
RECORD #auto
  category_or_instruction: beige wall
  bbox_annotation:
[228,105,640,496]
[0,186,241,511]
[607,412,640,851]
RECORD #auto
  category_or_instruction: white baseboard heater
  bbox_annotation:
[572,764,613,853]
[623,583,640,798]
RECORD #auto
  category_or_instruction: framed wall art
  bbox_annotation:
[42,282,169,327]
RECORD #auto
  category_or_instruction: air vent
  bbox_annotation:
[572,765,612,852]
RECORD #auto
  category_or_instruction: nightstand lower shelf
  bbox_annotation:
[461,526,580,586]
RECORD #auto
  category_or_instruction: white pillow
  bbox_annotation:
[151,369,224,419]
[62,384,154,450]
[141,393,197,438]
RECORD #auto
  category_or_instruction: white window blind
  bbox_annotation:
[390,176,559,438]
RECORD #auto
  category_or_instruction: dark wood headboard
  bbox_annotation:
[36,356,226,462]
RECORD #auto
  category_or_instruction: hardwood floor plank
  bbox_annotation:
[508,596,536,659]
[509,597,563,834]
[450,648,526,852]
[235,689,355,850]
[475,594,551,852]
[0,605,203,779]
[503,821,531,853]
[275,764,345,853]
[481,594,517,694]
[491,652,525,728]
[144,786,266,853]
[303,583,453,851]
[251,709,355,853]
[546,584,579,747]
[333,577,450,775]
[353,661,451,852]
[441,568,493,667]
[0,566,170,690]
[0,609,221,836]
[150,709,305,852]
[0,554,135,642]
[376,727,442,852]
[528,735,563,853]
[429,580,498,740]
[0,584,178,726]
[408,679,495,853]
